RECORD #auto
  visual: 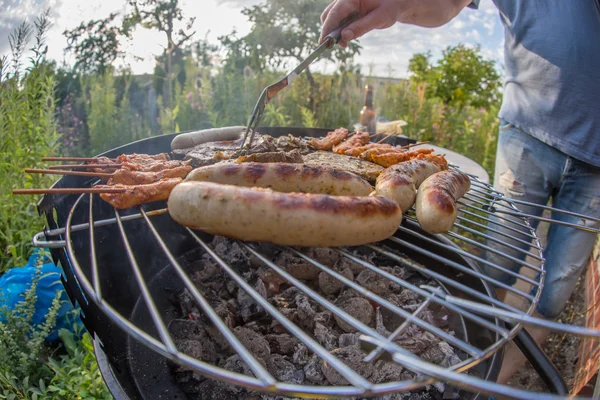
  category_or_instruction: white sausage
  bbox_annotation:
[170,126,246,150]
[167,181,402,247]
[186,162,374,196]
[415,170,471,234]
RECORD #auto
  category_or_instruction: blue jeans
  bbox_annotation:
[482,120,600,319]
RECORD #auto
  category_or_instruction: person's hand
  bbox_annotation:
[320,0,404,48]
[319,0,473,48]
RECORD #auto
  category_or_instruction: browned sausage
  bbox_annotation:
[185,162,374,196]
[167,181,403,247]
[415,170,471,233]
[374,158,445,212]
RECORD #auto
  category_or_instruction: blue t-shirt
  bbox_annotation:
[470,1,600,167]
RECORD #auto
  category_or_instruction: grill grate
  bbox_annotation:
[32,133,600,399]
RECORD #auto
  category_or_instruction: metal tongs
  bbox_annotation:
[239,12,360,152]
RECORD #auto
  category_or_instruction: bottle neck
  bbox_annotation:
[364,90,374,108]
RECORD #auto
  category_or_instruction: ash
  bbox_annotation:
[168,237,463,400]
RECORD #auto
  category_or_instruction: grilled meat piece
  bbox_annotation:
[116,153,171,163]
[236,150,304,164]
[173,133,313,168]
[98,177,182,209]
[344,143,394,157]
[109,165,192,185]
[369,148,435,167]
[332,131,370,154]
[309,128,349,150]
[121,159,191,172]
[302,151,384,183]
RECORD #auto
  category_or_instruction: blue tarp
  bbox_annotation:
[0,249,80,342]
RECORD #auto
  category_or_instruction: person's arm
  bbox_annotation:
[320,0,476,47]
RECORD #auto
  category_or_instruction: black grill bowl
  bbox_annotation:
[36,129,503,400]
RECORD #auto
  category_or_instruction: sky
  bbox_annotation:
[0,0,505,78]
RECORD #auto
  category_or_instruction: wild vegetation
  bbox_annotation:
[0,0,502,396]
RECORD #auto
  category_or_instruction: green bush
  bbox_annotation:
[0,11,59,272]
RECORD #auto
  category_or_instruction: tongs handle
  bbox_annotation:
[322,11,361,48]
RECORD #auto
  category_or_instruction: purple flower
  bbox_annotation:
[186,91,193,100]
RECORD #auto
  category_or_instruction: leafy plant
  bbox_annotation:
[0,10,59,271]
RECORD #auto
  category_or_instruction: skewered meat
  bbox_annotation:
[344,143,393,157]
[185,162,373,196]
[375,155,448,213]
[309,128,349,150]
[369,148,435,167]
[121,159,191,172]
[167,181,402,247]
[98,178,182,209]
[332,131,370,154]
[116,153,171,163]
[110,165,192,185]
[415,169,471,233]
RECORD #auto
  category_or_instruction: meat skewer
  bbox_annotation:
[47,164,123,170]
[42,156,117,162]
[98,178,182,209]
[25,168,113,178]
[13,187,127,195]
[25,165,192,185]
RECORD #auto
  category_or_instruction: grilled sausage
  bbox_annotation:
[167,181,403,247]
[415,170,471,234]
[170,126,245,150]
[185,162,374,196]
[374,158,445,212]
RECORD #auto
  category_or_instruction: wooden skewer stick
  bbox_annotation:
[42,156,116,162]
[13,187,127,195]
[47,164,121,170]
[24,168,113,178]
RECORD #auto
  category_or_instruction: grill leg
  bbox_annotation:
[507,322,569,395]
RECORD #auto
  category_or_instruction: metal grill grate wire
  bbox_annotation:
[38,166,600,399]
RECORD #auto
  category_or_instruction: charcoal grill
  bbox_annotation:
[31,127,600,399]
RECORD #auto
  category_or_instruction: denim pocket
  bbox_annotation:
[499,119,513,131]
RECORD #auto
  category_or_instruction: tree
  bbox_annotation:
[63,13,133,74]
[125,0,196,109]
[218,0,361,111]
[408,44,501,109]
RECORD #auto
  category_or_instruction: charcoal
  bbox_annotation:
[167,319,206,341]
[304,355,326,384]
[421,342,460,368]
[314,310,333,327]
[306,247,340,267]
[292,342,309,365]
[177,338,218,364]
[258,266,287,295]
[371,360,405,383]
[396,329,438,354]
[191,258,221,282]
[356,269,392,297]
[275,251,320,280]
[223,354,262,376]
[266,354,305,384]
[338,256,366,275]
[338,333,360,348]
[314,322,337,350]
[238,283,267,323]
[318,262,353,295]
[265,334,300,355]
[320,345,374,385]
[233,326,271,362]
[334,297,374,333]
[295,294,316,330]
[212,236,250,270]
